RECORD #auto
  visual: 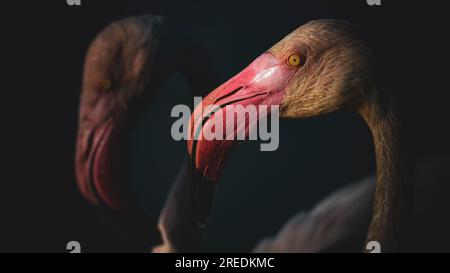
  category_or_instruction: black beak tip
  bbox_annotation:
[188,161,216,228]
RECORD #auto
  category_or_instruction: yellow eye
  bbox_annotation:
[287,53,304,67]
[101,79,112,91]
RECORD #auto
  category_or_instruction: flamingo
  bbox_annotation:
[187,19,422,252]
[75,14,218,250]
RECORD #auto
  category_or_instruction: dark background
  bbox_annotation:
[2,0,449,252]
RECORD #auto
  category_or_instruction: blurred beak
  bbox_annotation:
[75,96,137,211]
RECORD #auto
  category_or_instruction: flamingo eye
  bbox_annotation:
[287,53,305,67]
[101,79,112,91]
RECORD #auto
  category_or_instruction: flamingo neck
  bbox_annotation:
[359,93,413,252]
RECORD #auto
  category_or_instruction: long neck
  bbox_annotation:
[359,93,413,252]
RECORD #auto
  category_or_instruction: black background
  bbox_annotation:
[2,0,449,252]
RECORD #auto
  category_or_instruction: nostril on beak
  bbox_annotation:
[212,86,244,105]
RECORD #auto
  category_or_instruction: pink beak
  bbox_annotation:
[187,52,297,225]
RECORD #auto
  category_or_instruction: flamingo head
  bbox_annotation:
[187,19,374,225]
[75,15,171,210]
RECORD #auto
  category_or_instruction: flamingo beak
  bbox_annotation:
[187,52,296,225]
[75,95,138,211]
